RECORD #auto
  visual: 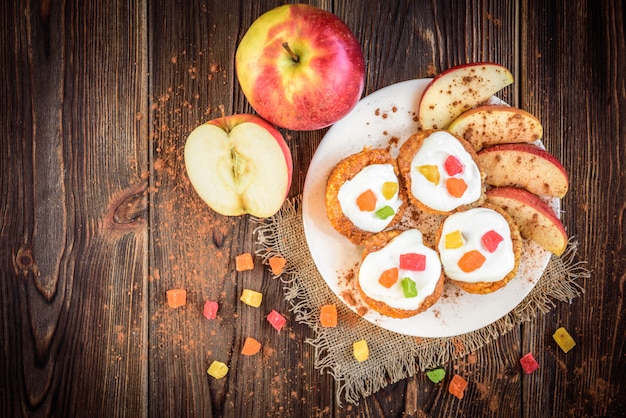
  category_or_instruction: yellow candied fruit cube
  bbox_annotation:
[240,289,262,307]
[353,339,369,362]
[553,327,576,353]
[207,361,229,379]
[417,165,440,185]
[381,181,399,199]
[445,230,464,249]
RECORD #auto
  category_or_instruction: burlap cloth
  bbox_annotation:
[253,196,589,405]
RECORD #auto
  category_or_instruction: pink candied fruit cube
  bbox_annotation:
[481,230,504,252]
[399,253,426,271]
[267,309,287,332]
[519,352,540,374]
[203,300,219,320]
[444,155,464,176]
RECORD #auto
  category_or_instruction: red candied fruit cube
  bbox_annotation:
[399,253,426,271]
[203,300,219,320]
[448,374,468,399]
[444,155,464,176]
[482,230,504,252]
[267,309,287,332]
[519,352,540,374]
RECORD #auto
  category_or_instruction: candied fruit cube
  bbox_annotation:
[482,230,504,252]
[444,155,464,176]
[166,289,187,309]
[268,256,286,275]
[401,277,418,298]
[353,339,369,362]
[320,304,338,328]
[446,177,468,198]
[240,289,262,307]
[375,205,394,219]
[378,267,399,288]
[236,253,254,271]
[382,181,398,199]
[519,352,540,374]
[399,253,426,271]
[426,368,446,383]
[267,309,287,332]
[203,300,219,319]
[418,165,440,185]
[448,374,467,399]
[207,361,229,379]
[356,189,377,211]
[553,327,576,353]
[458,250,486,273]
[241,337,262,356]
[445,230,464,249]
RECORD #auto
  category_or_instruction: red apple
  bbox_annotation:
[418,63,514,130]
[477,143,568,198]
[235,4,365,131]
[485,187,568,256]
[184,114,293,218]
[448,105,543,151]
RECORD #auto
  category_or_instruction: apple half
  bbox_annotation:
[184,114,293,218]
[418,63,514,130]
[477,143,568,198]
[485,187,567,256]
[448,105,543,151]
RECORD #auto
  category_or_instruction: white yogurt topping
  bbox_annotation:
[359,229,442,311]
[337,164,403,232]
[437,207,515,283]
[409,131,482,212]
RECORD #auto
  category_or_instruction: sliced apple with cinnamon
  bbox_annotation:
[448,105,543,151]
[477,143,568,198]
[485,187,567,256]
[418,62,514,130]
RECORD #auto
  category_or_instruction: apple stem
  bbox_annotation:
[219,104,230,133]
[282,42,299,63]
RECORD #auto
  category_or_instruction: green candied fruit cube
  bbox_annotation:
[426,368,446,383]
[375,205,395,220]
[401,277,418,298]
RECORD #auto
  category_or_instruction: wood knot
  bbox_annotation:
[114,189,148,224]
[14,247,37,275]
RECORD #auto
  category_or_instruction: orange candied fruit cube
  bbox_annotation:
[241,337,262,356]
[268,255,286,275]
[320,304,338,328]
[236,253,254,272]
[458,250,486,273]
[378,267,399,288]
[166,288,187,308]
[448,374,468,399]
[356,189,377,211]
[446,177,468,198]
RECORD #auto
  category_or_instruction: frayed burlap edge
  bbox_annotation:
[252,196,590,406]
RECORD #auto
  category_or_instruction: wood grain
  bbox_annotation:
[1,0,624,416]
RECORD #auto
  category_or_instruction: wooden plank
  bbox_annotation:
[146,1,337,416]
[521,0,626,416]
[0,0,149,416]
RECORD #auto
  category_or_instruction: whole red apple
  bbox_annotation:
[184,114,293,218]
[235,4,365,131]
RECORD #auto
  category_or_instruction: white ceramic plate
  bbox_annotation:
[302,79,557,338]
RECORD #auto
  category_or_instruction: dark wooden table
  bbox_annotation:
[2,0,624,416]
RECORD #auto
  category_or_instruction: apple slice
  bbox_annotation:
[448,105,543,151]
[477,143,568,198]
[418,62,514,130]
[184,114,293,218]
[485,187,567,256]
